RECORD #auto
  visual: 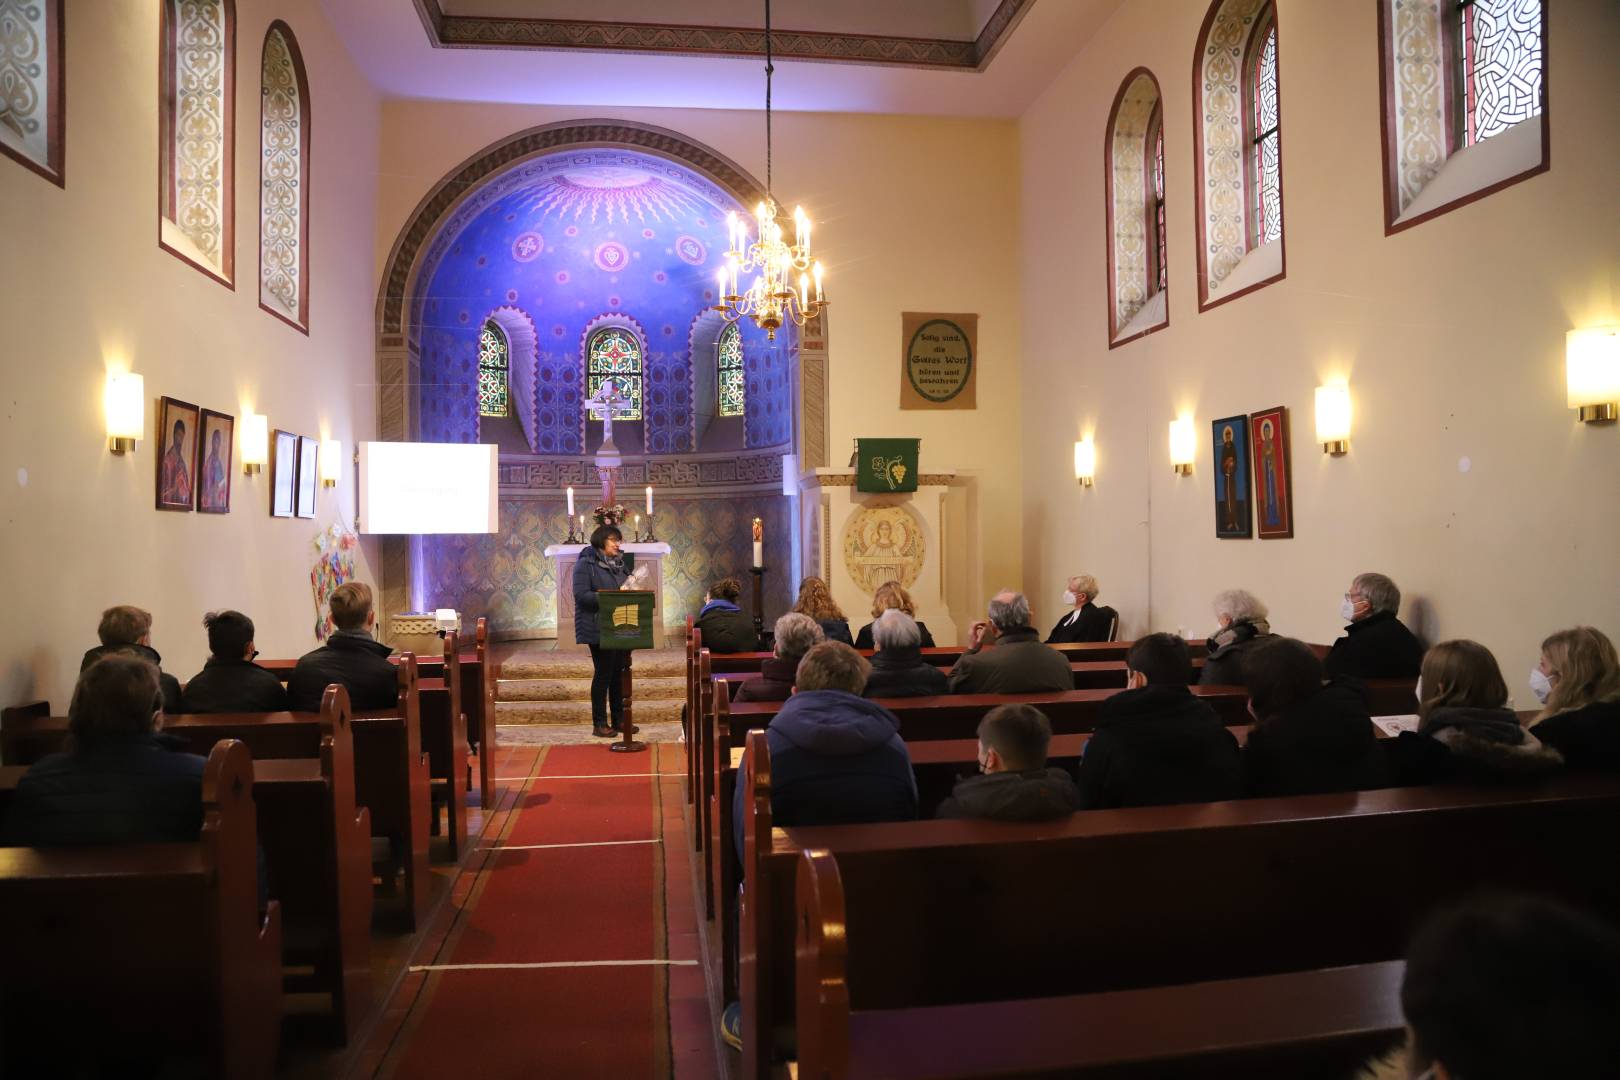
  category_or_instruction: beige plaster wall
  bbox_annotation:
[0,0,382,709]
[375,103,1024,634]
[1019,0,1620,676]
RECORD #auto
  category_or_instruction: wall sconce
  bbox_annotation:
[319,439,342,487]
[241,413,268,475]
[1169,418,1195,476]
[1073,438,1095,487]
[104,372,144,454]
[1566,327,1619,423]
[1315,384,1352,455]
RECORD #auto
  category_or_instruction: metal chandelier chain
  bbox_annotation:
[764,0,774,200]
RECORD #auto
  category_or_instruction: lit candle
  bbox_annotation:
[813,261,824,302]
[726,210,738,252]
[803,218,812,255]
[566,485,575,516]
[794,206,805,248]
[716,267,729,299]
[800,272,809,311]
[578,513,586,534]
[634,514,641,533]
[752,517,763,569]
[645,485,653,515]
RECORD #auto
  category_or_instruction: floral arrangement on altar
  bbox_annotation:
[593,504,629,527]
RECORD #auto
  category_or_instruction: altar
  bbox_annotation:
[543,542,674,650]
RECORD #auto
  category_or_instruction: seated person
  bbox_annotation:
[180,609,289,714]
[948,591,1074,694]
[937,703,1079,821]
[1077,633,1242,809]
[1529,626,1620,771]
[81,604,182,715]
[1045,574,1118,643]
[792,576,853,646]
[1386,640,1561,786]
[3,654,206,847]
[1241,636,1389,797]
[1199,588,1274,687]
[733,641,916,860]
[692,578,759,654]
[1324,572,1424,679]
[863,609,948,698]
[854,581,936,650]
[287,582,397,713]
[734,612,823,702]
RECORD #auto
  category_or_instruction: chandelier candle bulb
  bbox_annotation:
[104,372,145,453]
[800,273,809,311]
[241,412,269,475]
[813,261,824,301]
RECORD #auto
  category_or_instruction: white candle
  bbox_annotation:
[813,261,824,302]
[566,486,574,516]
[716,267,729,298]
[645,485,653,515]
[578,513,585,533]
[800,273,809,311]
[634,514,641,532]
[753,540,763,568]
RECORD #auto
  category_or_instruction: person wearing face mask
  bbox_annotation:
[936,704,1079,821]
[1045,574,1119,644]
[1323,572,1425,680]
[1198,588,1274,687]
[1076,633,1241,809]
[1527,626,1620,771]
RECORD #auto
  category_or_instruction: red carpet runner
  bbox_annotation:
[366,743,711,1078]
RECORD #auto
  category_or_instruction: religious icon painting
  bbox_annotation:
[270,429,298,518]
[1211,414,1252,539]
[155,396,200,512]
[294,435,319,519]
[1248,406,1294,540]
[196,409,234,514]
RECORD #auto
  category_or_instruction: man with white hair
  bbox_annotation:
[1323,571,1424,679]
[863,609,948,698]
[948,590,1075,694]
[1046,574,1118,643]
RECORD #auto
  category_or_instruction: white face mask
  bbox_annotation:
[1529,668,1553,704]
[1340,597,1358,623]
[1062,590,1078,607]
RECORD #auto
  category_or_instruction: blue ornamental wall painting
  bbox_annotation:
[1211,414,1251,539]
[1249,405,1294,540]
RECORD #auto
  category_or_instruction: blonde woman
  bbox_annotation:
[853,581,936,650]
[792,577,853,645]
[1530,627,1620,771]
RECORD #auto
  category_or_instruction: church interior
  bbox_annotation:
[2,0,1619,1077]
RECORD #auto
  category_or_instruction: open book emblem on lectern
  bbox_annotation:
[612,605,640,629]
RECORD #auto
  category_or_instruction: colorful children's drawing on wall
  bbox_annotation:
[311,522,359,640]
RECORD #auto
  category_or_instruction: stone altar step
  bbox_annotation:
[496,675,686,702]
[498,647,684,681]
[495,698,686,726]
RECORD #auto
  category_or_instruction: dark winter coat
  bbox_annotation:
[734,655,800,703]
[80,643,182,716]
[180,657,289,714]
[1078,685,1243,809]
[733,689,916,860]
[286,631,398,713]
[2,733,206,848]
[1243,680,1390,797]
[1532,699,1620,772]
[1323,610,1425,680]
[573,547,631,646]
[854,620,936,650]
[863,645,949,699]
[815,619,854,646]
[1198,619,1272,688]
[948,626,1075,695]
[1385,706,1563,786]
[694,600,759,654]
[1046,603,1119,644]
[936,768,1080,821]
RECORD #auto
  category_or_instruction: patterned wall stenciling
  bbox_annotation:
[1196,0,1273,295]
[497,450,787,491]
[259,25,306,325]
[1389,0,1446,213]
[164,0,232,275]
[0,0,59,181]
[1109,72,1161,332]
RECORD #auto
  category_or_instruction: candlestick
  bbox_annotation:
[645,485,653,515]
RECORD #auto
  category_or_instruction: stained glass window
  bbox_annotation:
[478,320,510,417]
[1458,0,1542,148]
[587,327,643,421]
[1152,115,1167,295]
[1250,18,1281,247]
[717,323,745,417]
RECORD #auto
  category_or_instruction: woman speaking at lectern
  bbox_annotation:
[575,524,634,738]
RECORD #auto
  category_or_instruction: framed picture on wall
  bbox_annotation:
[271,429,298,518]
[295,435,319,519]
[155,396,200,512]
[196,409,234,514]
[1211,415,1252,538]
[1249,405,1294,539]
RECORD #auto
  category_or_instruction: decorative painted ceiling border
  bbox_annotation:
[410,0,1037,71]
[497,449,790,493]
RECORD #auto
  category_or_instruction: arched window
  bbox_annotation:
[478,320,510,417]
[1192,0,1285,311]
[160,0,236,286]
[0,0,64,185]
[259,22,309,331]
[717,323,745,417]
[1378,0,1546,232]
[1104,69,1167,346]
[587,327,643,420]
[1151,111,1167,295]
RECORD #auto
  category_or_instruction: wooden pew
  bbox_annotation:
[797,847,1405,1079]
[0,740,282,1080]
[707,639,1213,674]
[470,616,497,808]
[736,729,1620,1078]
[416,630,470,859]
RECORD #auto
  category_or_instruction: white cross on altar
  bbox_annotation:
[587,378,635,446]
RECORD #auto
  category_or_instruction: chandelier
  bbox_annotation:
[713,0,826,340]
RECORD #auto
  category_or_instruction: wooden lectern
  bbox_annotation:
[598,589,655,753]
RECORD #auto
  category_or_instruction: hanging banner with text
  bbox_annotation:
[900,312,977,410]
[856,438,920,493]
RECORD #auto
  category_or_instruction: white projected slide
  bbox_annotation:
[358,442,498,535]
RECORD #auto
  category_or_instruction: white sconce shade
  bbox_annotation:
[1566,327,1620,423]
[1169,418,1196,476]
[319,439,342,486]
[1073,439,1095,487]
[1315,384,1352,454]
[241,413,269,474]
[104,372,144,453]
